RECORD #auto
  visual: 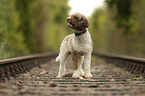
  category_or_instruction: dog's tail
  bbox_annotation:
[55,54,60,62]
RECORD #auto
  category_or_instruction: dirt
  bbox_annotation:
[0,56,145,96]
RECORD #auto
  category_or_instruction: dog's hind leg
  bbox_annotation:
[57,52,69,78]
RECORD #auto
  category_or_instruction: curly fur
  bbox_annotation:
[67,13,89,31]
[56,13,93,79]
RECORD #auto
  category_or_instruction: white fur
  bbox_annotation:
[56,29,93,78]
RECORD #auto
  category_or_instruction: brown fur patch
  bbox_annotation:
[67,13,89,31]
[71,52,79,70]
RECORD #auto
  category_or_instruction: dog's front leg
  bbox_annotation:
[84,53,93,78]
[72,52,80,78]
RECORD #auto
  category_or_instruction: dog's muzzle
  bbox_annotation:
[67,17,71,22]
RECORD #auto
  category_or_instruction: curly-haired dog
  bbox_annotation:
[56,13,93,78]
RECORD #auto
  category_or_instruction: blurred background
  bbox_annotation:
[0,0,145,59]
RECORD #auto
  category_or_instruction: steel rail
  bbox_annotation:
[1,51,145,95]
[92,51,145,75]
[1,50,145,82]
[0,51,58,82]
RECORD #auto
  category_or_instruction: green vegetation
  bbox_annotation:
[89,0,145,57]
[1,0,145,59]
[0,0,70,59]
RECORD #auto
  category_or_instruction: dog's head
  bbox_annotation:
[67,13,89,31]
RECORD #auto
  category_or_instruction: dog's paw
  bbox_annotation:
[85,73,93,79]
[57,75,62,78]
[80,69,84,76]
[57,76,61,78]
[72,73,80,78]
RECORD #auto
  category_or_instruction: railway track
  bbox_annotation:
[93,51,145,74]
[0,52,57,82]
[0,51,145,96]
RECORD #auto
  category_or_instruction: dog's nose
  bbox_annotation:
[67,17,71,22]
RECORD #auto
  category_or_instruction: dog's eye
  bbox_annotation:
[74,16,78,19]
[79,17,83,21]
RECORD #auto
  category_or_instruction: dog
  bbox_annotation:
[56,13,93,78]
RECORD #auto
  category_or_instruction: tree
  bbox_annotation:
[89,0,145,58]
[0,0,70,59]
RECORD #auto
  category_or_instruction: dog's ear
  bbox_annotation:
[81,18,89,28]
[81,15,89,28]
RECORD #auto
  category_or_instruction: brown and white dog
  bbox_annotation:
[56,13,93,78]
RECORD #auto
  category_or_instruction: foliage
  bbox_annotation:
[2,0,145,59]
[0,0,28,59]
[0,0,70,59]
[89,0,145,58]
[105,0,131,20]
[105,0,133,35]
